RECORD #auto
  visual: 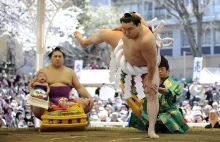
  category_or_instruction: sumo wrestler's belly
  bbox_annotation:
[124,55,147,66]
[48,79,72,87]
[50,82,68,86]
[123,49,147,66]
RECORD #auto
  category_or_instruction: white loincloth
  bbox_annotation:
[109,19,174,100]
[109,39,161,100]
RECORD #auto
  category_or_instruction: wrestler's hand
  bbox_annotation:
[158,87,168,95]
[144,80,158,96]
[46,92,49,96]
[87,97,94,111]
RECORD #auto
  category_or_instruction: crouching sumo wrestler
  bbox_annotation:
[28,47,94,130]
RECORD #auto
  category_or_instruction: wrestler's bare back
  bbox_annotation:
[39,65,75,86]
[122,26,156,67]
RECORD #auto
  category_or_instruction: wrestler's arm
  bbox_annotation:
[28,77,37,90]
[71,71,92,99]
[46,83,50,96]
[141,35,158,84]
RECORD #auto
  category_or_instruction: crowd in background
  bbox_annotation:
[180,80,220,124]
[89,81,220,126]
[1,69,220,128]
[84,62,108,70]
[0,70,34,128]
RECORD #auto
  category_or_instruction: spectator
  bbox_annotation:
[185,85,191,101]
[0,109,6,127]
[189,82,200,105]
[84,64,92,70]
[4,106,13,127]
[99,62,108,69]
[95,87,100,96]
[192,111,204,123]
[203,105,212,122]
[14,111,27,128]
[24,111,35,127]
[89,114,100,122]
[212,102,218,110]
[98,107,108,122]
[192,101,201,111]
[110,112,122,122]
[205,86,214,106]
[91,61,99,70]
[212,82,218,92]
[205,109,220,128]
[213,89,220,103]
[114,92,123,106]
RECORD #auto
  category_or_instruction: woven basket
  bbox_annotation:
[40,111,88,131]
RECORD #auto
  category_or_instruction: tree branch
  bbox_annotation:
[178,0,190,18]
[166,0,178,11]
[156,0,180,21]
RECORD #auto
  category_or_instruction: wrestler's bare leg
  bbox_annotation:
[145,68,160,139]
[32,106,45,120]
[146,93,159,139]
[74,29,123,49]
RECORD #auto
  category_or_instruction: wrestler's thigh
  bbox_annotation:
[101,29,123,48]
[153,68,159,86]
[74,98,90,113]
[32,106,45,120]
[143,70,159,86]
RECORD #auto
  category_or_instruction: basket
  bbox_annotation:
[40,111,88,131]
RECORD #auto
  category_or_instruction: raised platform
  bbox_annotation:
[89,122,209,128]
[1,127,220,142]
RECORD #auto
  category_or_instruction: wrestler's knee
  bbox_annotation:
[83,99,92,114]
[84,107,91,114]
[32,106,45,120]
[76,99,90,114]
[145,93,158,101]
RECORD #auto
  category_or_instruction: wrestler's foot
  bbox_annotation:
[74,31,89,48]
[148,128,159,139]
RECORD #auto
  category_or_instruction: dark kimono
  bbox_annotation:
[205,122,220,129]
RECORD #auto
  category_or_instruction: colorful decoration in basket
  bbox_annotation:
[48,97,84,116]
[32,89,48,100]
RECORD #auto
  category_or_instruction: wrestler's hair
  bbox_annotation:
[159,55,169,70]
[120,12,141,26]
[48,46,66,59]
